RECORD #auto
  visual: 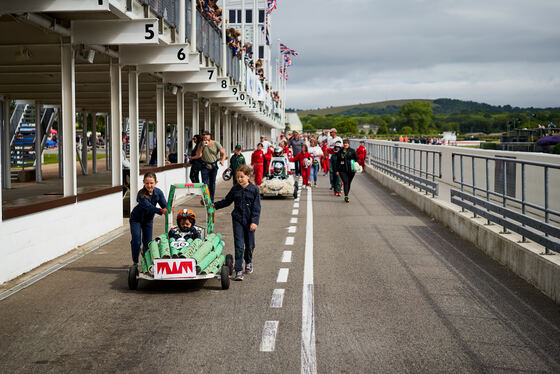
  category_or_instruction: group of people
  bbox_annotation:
[197,0,222,27]
[129,129,369,285]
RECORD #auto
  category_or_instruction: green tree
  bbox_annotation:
[401,126,413,134]
[400,101,433,134]
[377,123,389,134]
[335,118,358,134]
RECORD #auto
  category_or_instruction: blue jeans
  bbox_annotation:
[201,166,218,202]
[130,220,153,263]
[310,164,320,183]
[232,220,254,271]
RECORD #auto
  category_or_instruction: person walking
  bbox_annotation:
[195,130,226,202]
[288,131,304,176]
[251,143,266,185]
[308,138,323,187]
[129,172,168,267]
[335,139,359,203]
[229,145,246,185]
[356,140,367,168]
[188,134,203,183]
[214,165,261,281]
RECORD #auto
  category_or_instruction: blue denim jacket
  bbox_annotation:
[214,183,261,226]
[130,187,167,223]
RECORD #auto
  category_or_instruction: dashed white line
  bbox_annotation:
[277,268,289,283]
[291,217,298,224]
[294,203,300,208]
[270,289,285,308]
[288,226,297,233]
[285,237,295,246]
[292,209,299,215]
[282,250,292,263]
[260,321,279,352]
[302,188,317,374]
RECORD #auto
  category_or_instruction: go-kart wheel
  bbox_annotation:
[128,264,139,290]
[293,183,299,199]
[225,254,234,276]
[221,266,230,290]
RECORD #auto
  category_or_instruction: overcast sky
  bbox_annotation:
[268,0,560,110]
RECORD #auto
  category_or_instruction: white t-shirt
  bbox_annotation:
[308,145,323,159]
[327,136,342,148]
[261,140,272,153]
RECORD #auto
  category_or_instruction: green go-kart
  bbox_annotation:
[128,183,233,290]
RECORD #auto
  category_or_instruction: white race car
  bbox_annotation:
[258,147,298,199]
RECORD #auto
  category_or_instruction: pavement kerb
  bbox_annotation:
[364,164,560,304]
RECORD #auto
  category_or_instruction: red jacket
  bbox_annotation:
[251,149,265,165]
[264,148,273,162]
[289,152,314,168]
[356,145,367,161]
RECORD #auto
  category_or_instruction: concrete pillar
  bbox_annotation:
[129,70,140,212]
[35,102,42,182]
[215,106,221,144]
[2,99,11,189]
[233,113,238,148]
[178,0,186,43]
[110,59,122,187]
[189,0,197,53]
[203,102,210,132]
[81,110,88,175]
[177,88,185,163]
[61,44,77,196]
[92,113,97,174]
[192,96,199,136]
[156,84,165,167]
[105,114,110,171]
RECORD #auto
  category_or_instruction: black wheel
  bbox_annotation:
[128,265,139,290]
[225,254,234,276]
[221,266,230,290]
[293,182,299,199]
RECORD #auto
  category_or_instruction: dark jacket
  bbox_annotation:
[130,187,167,223]
[214,183,261,226]
[335,148,358,173]
[229,153,246,174]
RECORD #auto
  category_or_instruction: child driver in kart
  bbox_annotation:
[169,209,200,241]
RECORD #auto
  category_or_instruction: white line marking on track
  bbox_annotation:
[291,217,298,224]
[302,189,317,374]
[292,209,299,215]
[260,321,279,352]
[294,203,300,208]
[288,226,297,233]
[282,250,292,263]
[285,237,294,245]
[277,268,289,283]
[270,289,285,308]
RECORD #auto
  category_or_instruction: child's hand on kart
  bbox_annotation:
[161,208,169,215]
[250,223,258,231]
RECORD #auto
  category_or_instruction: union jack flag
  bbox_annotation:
[261,19,270,45]
[280,43,298,56]
[266,0,277,15]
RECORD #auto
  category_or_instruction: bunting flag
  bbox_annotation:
[266,0,277,15]
[280,43,298,56]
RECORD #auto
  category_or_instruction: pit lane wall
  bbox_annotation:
[0,192,123,284]
[363,145,560,304]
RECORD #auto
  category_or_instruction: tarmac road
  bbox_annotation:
[1,172,559,373]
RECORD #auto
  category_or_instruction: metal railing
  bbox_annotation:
[451,153,560,254]
[356,141,441,197]
[195,10,222,67]
[141,0,179,28]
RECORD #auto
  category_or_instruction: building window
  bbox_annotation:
[259,9,265,23]
[246,9,252,23]
[229,9,236,23]
[237,10,242,23]
[259,46,264,59]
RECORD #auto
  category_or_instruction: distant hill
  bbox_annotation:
[296,98,560,116]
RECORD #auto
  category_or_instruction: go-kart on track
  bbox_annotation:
[1,174,560,373]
